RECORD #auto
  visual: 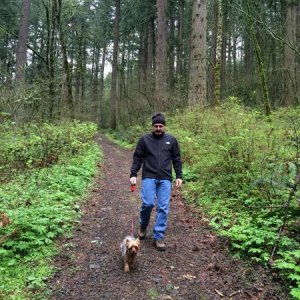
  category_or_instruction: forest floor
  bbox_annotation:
[48,135,289,300]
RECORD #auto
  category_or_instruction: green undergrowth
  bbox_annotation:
[111,99,300,299]
[0,121,101,300]
[104,126,144,150]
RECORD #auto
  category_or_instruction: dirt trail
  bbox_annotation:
[49,135,288,300]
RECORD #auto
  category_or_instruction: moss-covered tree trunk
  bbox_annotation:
[245,0,271,116]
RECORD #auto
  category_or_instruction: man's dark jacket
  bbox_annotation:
[130,132,182,181]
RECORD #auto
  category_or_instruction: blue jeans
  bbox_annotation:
[140,178,172,240]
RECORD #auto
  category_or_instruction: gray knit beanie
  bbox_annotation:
[152,112,166,125]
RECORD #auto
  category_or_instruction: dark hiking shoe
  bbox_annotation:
[153,239,166,251]
[138,227,147,240]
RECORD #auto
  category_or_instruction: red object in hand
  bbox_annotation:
[131,184,136,192]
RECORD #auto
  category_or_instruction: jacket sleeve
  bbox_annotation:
[130,137,145,177]
[172,138,183,179]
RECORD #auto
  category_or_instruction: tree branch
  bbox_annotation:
[228,2,300,56]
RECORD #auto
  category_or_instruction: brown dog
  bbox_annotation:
[120,236,140,273]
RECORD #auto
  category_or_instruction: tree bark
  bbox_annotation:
[16,0,31,87]
[188,0,207,107]
[282,0,298,106]
[155,0,168,111]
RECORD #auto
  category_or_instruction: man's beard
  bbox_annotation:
[154,129,163,135]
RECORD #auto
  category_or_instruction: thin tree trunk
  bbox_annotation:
[99,43,107,128]
[297,4,300,105]
[75,29,82,107]
[57,0,74,119]
[92,44,100,122]
[169,2,175,91]
[147,17,155,100]
[244,30,254,105]
[245,0,271,116]
[176,0,184,78]
[214,0,222,106]
[283,0,298,106]
[110,0,120,129]
[43,0,58,120]
[15,0,31,123]
[208,0,218,105]
[220,0,227,101]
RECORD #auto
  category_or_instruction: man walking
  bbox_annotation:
[130,113,183,251]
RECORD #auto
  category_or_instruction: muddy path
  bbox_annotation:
[49,135,289,300]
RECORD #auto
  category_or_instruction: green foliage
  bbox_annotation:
[105,125,146,149]
[0,121,101,299]
[170,103,300,298]
[0,120,97,178]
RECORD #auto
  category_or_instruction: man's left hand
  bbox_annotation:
[175,178,182,188]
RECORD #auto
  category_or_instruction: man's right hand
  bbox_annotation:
[130,177,137,185]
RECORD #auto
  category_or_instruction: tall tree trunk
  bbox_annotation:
[297,3,300,105]
[188,0,207,107]
[155,0,168,111]
[244,30,254,105]
[169,2,175,91]
[282,0,298,106]
[57,0,74,119]
[245,0,271,116]
[43,0,58,120]
[139,28,147,94]
[147,17,155,100]
[15,0,31,123]
[110,0,120,129]
[208,0,218,105]
[92,44,100,122]
[220,0,227,101]
[176,0,184,78]
[16,0,31,87]
[99,43,107,127]
[214,0,222,106]
[75,29,82,107]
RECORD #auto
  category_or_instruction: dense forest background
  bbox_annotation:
[0,1,300,299]
[0,0,299,127]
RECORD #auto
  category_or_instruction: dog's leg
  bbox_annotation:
[124,262,130,273]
